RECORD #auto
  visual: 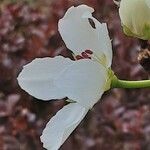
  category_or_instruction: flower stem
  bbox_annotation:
[111,76,150,89]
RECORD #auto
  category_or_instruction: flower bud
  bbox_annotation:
[119,0,150,40]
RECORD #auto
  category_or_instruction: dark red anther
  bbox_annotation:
[85,49,93,54]
[81,52,90,58]
[75,55,84,60]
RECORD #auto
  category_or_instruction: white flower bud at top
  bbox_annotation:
[119,0,150,40]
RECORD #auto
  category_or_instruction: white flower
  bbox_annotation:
[17,5,113,150]
[119,0,150,39]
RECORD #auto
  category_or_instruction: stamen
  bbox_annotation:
[75,50,93,60]
[75,55,84,60]
[85,49,93,54]
[81,52,91,59]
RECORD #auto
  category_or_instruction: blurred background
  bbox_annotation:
[0,0,149,150]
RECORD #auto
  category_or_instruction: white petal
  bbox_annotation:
[40,103,88,150]
[58,5,112,67]
[17,56,73,100]
[56,59,108,109]
[96,23,112,67]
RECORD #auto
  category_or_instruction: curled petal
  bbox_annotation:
[40,103,88,150]
[17,56,73,100]
[56,59,108,108]
[58,5,112,67]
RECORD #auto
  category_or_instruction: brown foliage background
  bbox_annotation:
[0,0,149,150]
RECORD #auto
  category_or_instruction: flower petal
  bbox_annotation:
[58,5,112,67]
[17,56,73,100]
[56,59,108,108]
[96,23,112,67]
[40,103,88,150]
